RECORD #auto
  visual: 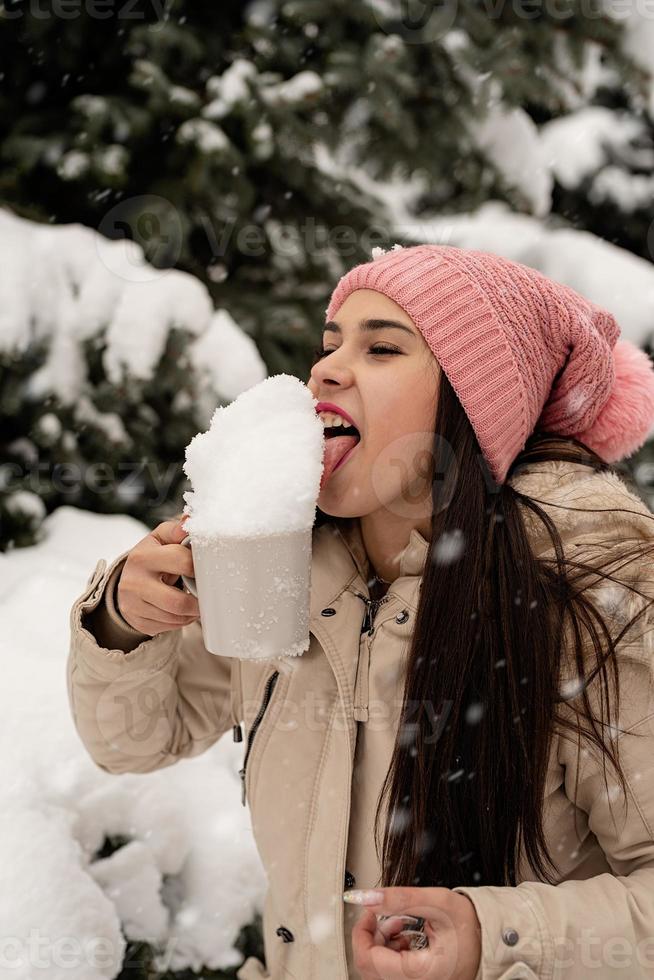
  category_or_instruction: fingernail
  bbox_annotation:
[343,889,384,905]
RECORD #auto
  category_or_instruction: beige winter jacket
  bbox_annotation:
[67,458,654,979]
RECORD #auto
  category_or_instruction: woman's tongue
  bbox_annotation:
[320,434,359,490]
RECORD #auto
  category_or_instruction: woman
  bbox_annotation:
[68,244,654,980]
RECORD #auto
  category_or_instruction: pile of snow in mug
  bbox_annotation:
[183,374,324,539]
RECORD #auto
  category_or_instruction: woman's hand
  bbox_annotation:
[116,515,200,635]
[346,886,482,980]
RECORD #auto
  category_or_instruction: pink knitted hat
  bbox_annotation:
[325,244,654,486]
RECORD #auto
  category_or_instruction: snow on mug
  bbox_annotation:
[179,529,313,661]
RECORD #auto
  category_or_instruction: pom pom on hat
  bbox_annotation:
[573,339,654,463]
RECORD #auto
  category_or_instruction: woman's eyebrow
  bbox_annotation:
[323,318,416,337]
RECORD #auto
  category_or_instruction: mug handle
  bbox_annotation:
[180,535,198,598]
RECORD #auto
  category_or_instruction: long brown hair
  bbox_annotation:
[319,366,654,889]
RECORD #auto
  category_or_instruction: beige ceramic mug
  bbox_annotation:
[179,528,313,661]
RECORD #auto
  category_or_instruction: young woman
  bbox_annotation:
[68,245,654,980]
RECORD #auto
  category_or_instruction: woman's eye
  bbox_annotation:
[311,344,400,362]
[369,345,400,356]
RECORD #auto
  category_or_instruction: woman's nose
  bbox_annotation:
[310,352,353,388]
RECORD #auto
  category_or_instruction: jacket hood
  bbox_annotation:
[507,457,654,556]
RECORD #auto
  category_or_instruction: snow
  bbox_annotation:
[313,145,654,347]
[0,506,267,978]
[188,309,268,419]
[72,94,108,119]
[37,413,63,440]
[168,85,199,109]
[589,166,654,212]
[312,139,425,227]
[436,39,612,214]
[260,70,323,107]
[251,119,274,159]
[473,103,553,218]
[465,702,485,725]
[4,489,47,521]
[72,396,130,445]
[102,272,213,384]
[244,0,276,26]
[95,144,128,178]
[432,529,466,566]
[176,118,231,155]
[57,150,90,181]
[548,35,614,111]
[204,59,257,120]
[609,0,654,118]
[182,374,324,538]
[371,244,404,260]
[540,107,645,189]
[0,207,267,413]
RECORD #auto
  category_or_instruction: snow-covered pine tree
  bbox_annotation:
[2,2,652,548]
[537,8,654,262]
[1,0,644,380]
[0,210,266,550]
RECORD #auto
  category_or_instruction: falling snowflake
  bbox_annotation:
[465,702,485,725]
[593,583,629,623]
[308,912,333,943]
[559,676,587,700]
[389,805,411,835]
[561,384,592,417]
[432,528,465,565]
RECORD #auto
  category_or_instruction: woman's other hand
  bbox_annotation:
[347,885,481,980]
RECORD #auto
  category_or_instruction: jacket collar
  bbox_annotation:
[330,517,429,583]
[309,457,654,621]
[308,517,429,625]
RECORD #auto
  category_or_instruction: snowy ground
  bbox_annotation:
[0,506,266,980]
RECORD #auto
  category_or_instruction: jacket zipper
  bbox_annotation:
[353,592,391,723]
[239,669,280,806]
[353,591,390,635]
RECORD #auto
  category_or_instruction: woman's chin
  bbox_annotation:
[317,486,367,519]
